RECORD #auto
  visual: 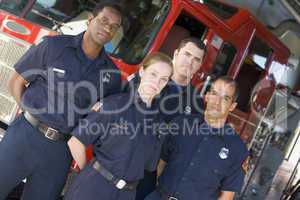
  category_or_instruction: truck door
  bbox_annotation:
[233,34,274,142]
[156,2,268,143]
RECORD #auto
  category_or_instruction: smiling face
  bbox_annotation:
[87,6,122,46]
[205,79,237,122]
[173,42,205,81]
[138,61,172,101]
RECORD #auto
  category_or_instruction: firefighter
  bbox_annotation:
[145,76,249,200]
[127,37,206,200]
[0,1,123,200]
[64,53,173,200]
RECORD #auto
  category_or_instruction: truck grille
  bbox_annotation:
[281,0,300,23]
[0,32,31,124]
[286,0,300,15]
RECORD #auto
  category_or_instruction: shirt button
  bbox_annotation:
[182,177,187,181]
[198,149,201,153]
[204,137,208,141]
[190,162,195,166]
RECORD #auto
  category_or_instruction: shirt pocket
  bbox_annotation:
[46,60,79,82]
[206,158,232,187]
[189,158,230,190]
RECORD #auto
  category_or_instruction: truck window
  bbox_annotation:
[0,0,27,16]
[235,36,273,112]
[211,42,236,78]
[25,0,80,28]
[202,0,238,19]
[159,10,208,57]
[111,0,170,64]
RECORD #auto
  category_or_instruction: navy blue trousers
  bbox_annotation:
[135,171,157,200]
[0,114,72,200]
[65,161,136,200]
[144,190,161,200]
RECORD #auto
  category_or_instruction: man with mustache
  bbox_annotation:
[146,76,249,200]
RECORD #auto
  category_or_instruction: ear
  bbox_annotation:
[139,67,144,78]
[87,16,94,25]
[173,49,179,58]
[204,92,209,103]
[229,102,237,112]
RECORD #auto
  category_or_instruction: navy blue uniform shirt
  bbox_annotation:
[72,92,165,182]
[159,115,249,200]
[14,33,122,133]
[125,74,204,123]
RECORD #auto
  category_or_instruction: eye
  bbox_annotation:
[110,24,120,32]
[194,57,202,63]
[150,72,157,77]
[223,96,232,102]
[161,77,169,83]
[210,90,218,96]
[183,51,192,57]
[102,17,108,23]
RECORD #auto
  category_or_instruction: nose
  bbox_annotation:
[102,25,111,33]
[186,56,193,65]
[151,77,163,90]
[154,77,162,86]
[214,95,222,105]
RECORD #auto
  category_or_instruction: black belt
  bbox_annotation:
[24,112,70,141]
[92,160,139,190]
[157,187,179,200]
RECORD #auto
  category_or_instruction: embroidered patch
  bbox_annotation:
[184,106,191,114]
[219,147,229,159]
[53,68,65,74]
[102,72,111,83]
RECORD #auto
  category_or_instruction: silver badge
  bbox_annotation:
[184,106,191,114]
[219,147,229,160]
[103,72,111,83]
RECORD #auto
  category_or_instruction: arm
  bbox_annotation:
[219,143,249,200]
[157,159,167,178]
[218,191,235,200]
[68,136,87,170]
[69,102,115,168]
[8,71,28,106]
[9,37,50,107]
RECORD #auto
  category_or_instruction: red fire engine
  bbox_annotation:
[0,0,299,199]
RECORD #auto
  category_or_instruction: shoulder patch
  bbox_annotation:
[127,73,136,82]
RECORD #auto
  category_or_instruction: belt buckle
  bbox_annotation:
[169,197,178,200]
[116,179,127,190]
[45,127,58,140]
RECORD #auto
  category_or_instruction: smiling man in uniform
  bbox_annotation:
[0,1,124,200]
[146,76,249,200]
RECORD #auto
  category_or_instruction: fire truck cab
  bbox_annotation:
[0,0,299,199]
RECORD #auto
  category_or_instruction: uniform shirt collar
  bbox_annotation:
[66,32,84,48]
[200,120,228,136]
[168,80,190,94]
[201,121,236,137]
[67,32,110,65]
